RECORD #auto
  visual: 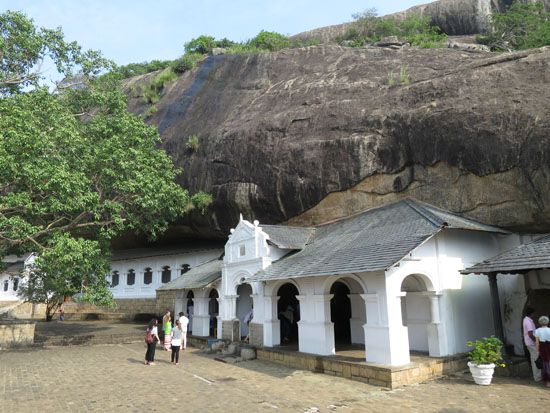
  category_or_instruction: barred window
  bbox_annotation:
[127,269,135,286]
[13,278,19,291]
[143,268,153,285]
[111,271,119,287]
[181,264,191,275]
[161,266,171,283]
[3,280,8,291]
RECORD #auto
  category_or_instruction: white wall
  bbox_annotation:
[109,249,221,299]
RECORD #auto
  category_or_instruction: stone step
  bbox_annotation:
[34,332,144,347]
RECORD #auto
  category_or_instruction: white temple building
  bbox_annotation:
[158,199,546,367]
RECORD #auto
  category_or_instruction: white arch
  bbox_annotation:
[398,272,437,292]
[321,273,368,295]
[264,278,302,297]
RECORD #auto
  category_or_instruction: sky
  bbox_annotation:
[1,0,429,67]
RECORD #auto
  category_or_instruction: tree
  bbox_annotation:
[477,2,550,51]
[184,35,217,54]
[0,11,210,319]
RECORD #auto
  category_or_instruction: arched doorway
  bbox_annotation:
[208,289,219,337]
[277,283,300,345]
[401,275,431,353]
[236,283,253,340]
[330,281,351,348]
[186,291,194,332]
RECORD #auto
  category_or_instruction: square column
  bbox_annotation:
[262,295,280,347]
[349,293,366,344]
[220,294,239,341]
[362,292,410,366]
[191,297,210,337]
[297,294,335,355]
[427,292,447,356]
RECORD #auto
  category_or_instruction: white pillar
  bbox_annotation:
[297,294,335,355]
[427,292,447,356]
[192,297,210,337]
[262,295,280,346]
[349,293,366,344]
[362,292,411,366]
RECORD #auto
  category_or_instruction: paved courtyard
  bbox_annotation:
[0,342,547,412]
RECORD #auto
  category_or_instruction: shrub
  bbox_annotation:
[114,59,172,78]
[142,68,177,104]
[184,35,217,54]
[171,53,202,74]
[186,134,199,151]
[249,31,291,51]
[190,192,213,214]
[467,336,505,367]
[477,2,550,51]
[400,66,410,84]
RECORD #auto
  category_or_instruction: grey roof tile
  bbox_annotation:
[461,234,550,274]
[157,258,222,290]
[249,199,502,282]
[260,225,315,249]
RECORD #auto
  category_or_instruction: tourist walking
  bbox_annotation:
[534,315,550,388]
[163,310,172,351]
[145,318,160,365]
[524,307,542,382]
[178,311,189,349]
[171,319,184,365]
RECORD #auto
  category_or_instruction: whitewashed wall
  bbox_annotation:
[109,249,221,299]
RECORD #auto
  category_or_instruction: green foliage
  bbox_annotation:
[477,2,550,51]
[142,68,177,104]
[467,336,506,367]
[186,134,199,151]
[0,11,112,95]
[171,53,202,74]
[249,31,291,51]
[339,8,446,48]
[184,35,217,54]
[388,66,411,86]
[114,60,172,79]
[20,234,113,320]
[190,192,213,214]
[0,12,202,318]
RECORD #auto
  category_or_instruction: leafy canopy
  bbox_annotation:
[0,11,209,318]
[477,2,550,51]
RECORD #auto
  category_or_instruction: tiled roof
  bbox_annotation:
[260,225,315,249]
[461,234,550,274]
[248,199,506,282]
[157,259,222,290]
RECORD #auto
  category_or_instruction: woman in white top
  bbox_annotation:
[534,315,550,387]
[170,320,184,365]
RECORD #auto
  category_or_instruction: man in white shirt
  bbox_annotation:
[523,307,542,381]
[178,312,190,349]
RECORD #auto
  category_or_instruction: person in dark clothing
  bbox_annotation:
[145,318,160,365]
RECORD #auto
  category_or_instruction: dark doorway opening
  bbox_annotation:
[277,283,300,345]
[331,281,351,347]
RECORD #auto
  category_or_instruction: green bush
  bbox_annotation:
[467,336,505,367]
[477,2,550,51]
[341,8,446,48]
[186,134,199,151]
[114,60,172,78]
[142,68,177,104]
[171,53,202,74]
[184,35,217,54]
[190,192,213,214]
[249,31,291,51]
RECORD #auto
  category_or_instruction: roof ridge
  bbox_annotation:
[403,199,445,228]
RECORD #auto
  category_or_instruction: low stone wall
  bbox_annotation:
[248,322,263,346]
[0,320,35,348]
[256,348,468,389]
[114,298,159,321]
[2,302,46,320]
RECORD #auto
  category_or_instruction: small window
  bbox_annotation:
[127,269,135,286]
[239,244,245,256]
[180,264,190,275]
[3,280,8,292]
[161,266,171,283]
[12,278,19,291]
[143,268,153,285]
[111,271,119,287]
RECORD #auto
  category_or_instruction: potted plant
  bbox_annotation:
[466,336,505,385]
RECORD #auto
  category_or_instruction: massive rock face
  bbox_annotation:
[126,45,550,235]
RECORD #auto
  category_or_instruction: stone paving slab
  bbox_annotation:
[0,343,548,412]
